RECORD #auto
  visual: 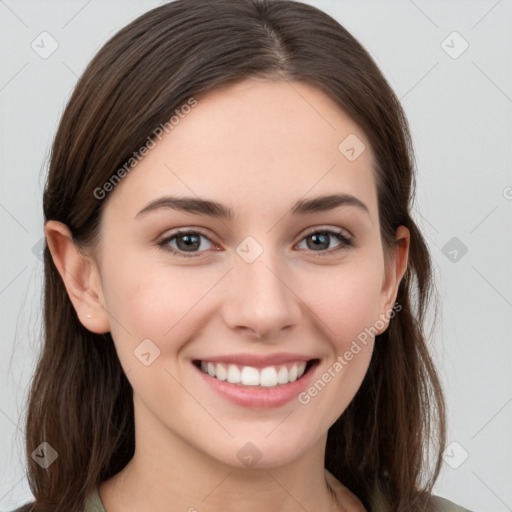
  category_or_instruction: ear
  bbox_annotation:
[375,225,410,334]
[44,220,110,334]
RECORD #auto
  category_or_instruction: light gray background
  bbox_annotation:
[1,1,511,510]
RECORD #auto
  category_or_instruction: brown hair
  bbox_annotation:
[17,1,446,510]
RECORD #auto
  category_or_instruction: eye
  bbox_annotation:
[157,230,215,258]
[296,229,352,256]
[157,228,353,259]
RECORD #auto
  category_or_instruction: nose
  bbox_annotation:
[221,252,302,341]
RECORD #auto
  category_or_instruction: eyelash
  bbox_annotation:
[156,228,353,259]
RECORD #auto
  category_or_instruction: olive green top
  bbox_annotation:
[84,485,474,511]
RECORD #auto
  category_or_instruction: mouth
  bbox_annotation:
[192,358,319,388]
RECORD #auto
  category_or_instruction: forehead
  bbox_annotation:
[104,78,377,222]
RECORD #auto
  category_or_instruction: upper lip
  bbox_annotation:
[194,352,317,369]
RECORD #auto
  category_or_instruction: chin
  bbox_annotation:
[202,429,321,470]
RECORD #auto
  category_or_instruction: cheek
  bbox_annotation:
[306,261,384,346]
[101,265,203,407]
[102,250,201,330]
[99,256,186,359]
[100,254,228,383]
[296,270,382,416]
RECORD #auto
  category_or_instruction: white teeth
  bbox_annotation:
[199,360,310,387]
[227,364,241,384]
[240,366,260,386]
[288,364,298,382]
[215,363,227,381]
[277,366,289,384]
[260,366,278,387]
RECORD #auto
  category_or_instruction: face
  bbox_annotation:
[78,79,404,469]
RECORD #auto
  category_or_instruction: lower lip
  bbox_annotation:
[193,361,318,408]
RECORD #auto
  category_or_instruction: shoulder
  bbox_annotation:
[430,494,474,512]
[10,488,474,512]
[84,486,106,512]
[8,487,106,512]
[368,485,475,512]
[326,470,475,512]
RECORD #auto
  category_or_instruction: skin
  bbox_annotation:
[46,78,409,512]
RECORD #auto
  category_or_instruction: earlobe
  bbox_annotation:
[44,220,110,334]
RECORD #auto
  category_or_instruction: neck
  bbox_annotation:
[99,398,344,512]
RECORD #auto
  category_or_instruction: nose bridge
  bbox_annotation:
[222,240,301,339]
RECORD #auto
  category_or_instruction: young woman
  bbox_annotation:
[14,1,473,511]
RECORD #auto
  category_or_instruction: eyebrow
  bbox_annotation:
[135,193,370,220]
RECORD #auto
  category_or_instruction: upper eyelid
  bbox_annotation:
[301,225,352,239]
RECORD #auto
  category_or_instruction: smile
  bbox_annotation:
[196,360,312,387]
[192,353,320,408]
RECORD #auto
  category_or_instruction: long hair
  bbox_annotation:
[17,1,445,510]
